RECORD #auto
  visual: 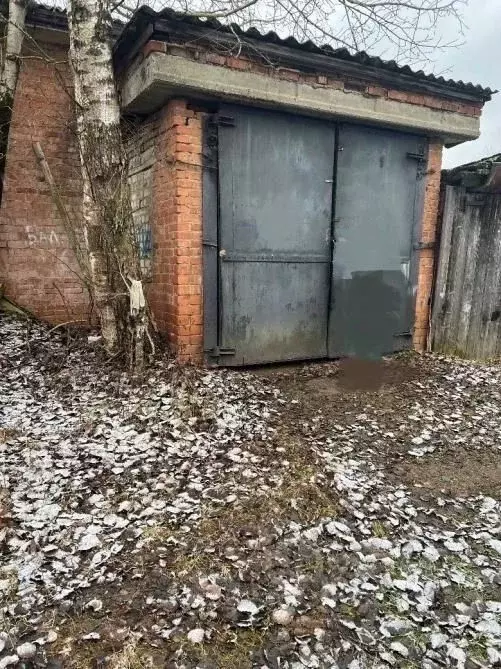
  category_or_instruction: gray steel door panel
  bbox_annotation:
[329,125,424,359]
[218,106,335,365]
[202,117,219,353]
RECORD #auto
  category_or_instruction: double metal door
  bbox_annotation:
[205,106,424,365]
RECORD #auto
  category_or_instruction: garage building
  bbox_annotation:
[0,4,493,363]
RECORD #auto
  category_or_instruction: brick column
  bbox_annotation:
[149,99,204,362]
[413,140,443,351]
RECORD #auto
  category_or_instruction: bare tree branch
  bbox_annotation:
[154,0,466,65]
[181,0,261,19]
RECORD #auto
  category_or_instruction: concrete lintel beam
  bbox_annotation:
[121,53,480,145]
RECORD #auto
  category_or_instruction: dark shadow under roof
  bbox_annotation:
[24,3,124,39]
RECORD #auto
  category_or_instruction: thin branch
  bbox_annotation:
[343,2,359,50]
[0,10,57,65]
[344,0,458,10]
[180,0,260,19]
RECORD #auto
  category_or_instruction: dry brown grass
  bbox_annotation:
[0,427,21,443]
[0,488,11,532]
[197,464,338,543]
[107,638,153,669]
[50,617,161,669]
[138,451,339,583]
[176,627,267,669]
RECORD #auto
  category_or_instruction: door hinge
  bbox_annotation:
[210,114,235,127]
[406,151,426,162]
[413,241,435,251]
[208,346,236,357]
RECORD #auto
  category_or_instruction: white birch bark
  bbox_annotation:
[0,0,27,101]
[68,0,146,365]
[69,0,119,352]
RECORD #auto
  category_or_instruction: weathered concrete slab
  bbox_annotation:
[121,53,480,145]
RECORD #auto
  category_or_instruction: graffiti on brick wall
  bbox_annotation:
[137,224,152,258]
[26,226,63,248]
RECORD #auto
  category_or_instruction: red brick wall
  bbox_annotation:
[148,99,203,361]
[413,140,443,351]
[0,41,88,324]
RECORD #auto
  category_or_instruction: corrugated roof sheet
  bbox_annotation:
[444,154,501,191]
[446,153,501,177]
[144,6,493,100]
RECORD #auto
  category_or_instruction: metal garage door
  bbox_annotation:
[328,125,425,359]
[216,106,336,365]
[203,109,424,365]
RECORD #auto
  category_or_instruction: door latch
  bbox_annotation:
[406,151,426,162]
[208,346,236,357]
[210,114,235,127]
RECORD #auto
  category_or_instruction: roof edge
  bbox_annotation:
[23,3,123,39]
[443,154,501,191]
[19,2,495,103]
[113,5,494,103]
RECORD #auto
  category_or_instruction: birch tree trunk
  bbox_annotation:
[0,0,27,195]
[68,0,147,368]
[0,0,26,101]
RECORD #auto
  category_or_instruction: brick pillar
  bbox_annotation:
[413,140,443,351]
[149,99,203,362]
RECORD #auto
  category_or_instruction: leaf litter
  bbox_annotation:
[1,314,501,667]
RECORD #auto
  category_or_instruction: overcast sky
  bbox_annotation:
[437,0,499,168]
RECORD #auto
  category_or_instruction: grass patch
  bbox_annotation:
[182,627,266,669]
[0,566,18,605]
[301,552,334,576]
[108,638,154,669]
[468,634,490,663]
[170,552,223,578]
[141,525,176,542]
[0,427,21,442]
[137,461,338,583]
[372,520,387,538]
[390,555,443,582]
[197,465,338,543]
[339,603,357,618]
[49,617,163,669]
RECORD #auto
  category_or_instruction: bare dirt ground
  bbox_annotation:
[269,357,501,498]
[2,314,501,668]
